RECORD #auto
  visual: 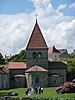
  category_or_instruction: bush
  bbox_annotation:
[56,81,75,93]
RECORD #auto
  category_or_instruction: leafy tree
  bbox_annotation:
[0,53,6,65]
[66,57,75,81]
[0,53,3,59]
[10,50,26,62]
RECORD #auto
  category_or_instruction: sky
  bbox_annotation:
[0,0,75,56]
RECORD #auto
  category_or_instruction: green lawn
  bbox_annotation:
[0,87,75,99]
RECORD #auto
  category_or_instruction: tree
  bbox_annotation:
[9,50,26,62]
[0,53,6,65]
[0,53,3,59]
[66,57,75,81]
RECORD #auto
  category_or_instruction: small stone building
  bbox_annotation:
[25,65,48,87]
[7,62,27,88]
[48,46,60,61]
[48,46,71,61]
[0,65,9,89]
[48,61,66,86]
[59,52,71,60]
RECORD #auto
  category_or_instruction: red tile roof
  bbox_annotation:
[7,62,27,69]
[26,21,48,49]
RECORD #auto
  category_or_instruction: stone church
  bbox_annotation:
[25,20,67,87]
[0,20,67,89]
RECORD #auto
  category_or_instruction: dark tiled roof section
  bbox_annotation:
[48,61,67,69]
[52,46,60,53]
[26,21,48,49]
[0,65,9,73]
[59,52,71,58]
[59,49,67,54]
[48,46,60,54]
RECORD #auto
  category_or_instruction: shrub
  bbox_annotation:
[56,82,75,93]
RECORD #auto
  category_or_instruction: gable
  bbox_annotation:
[26,21,48,49]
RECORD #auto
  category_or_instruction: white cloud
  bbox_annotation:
[43,20,75,53]
[57,4,67,11]
[0,13,34,55]
[31,0,51,9]
[69,2,75,9]
[0,0,75,56]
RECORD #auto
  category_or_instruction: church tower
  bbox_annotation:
[26,20,48,69]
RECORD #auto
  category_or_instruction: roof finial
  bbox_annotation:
[35,13,38,23]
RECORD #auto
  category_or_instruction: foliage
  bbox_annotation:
[63,82,75,88]
[56,82,75,94]
[0,53,6,65]
[66,57,75,81]
[9,50,26,62]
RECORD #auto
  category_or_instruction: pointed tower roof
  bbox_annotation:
[26,21,48,49]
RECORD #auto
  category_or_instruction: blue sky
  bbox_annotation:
[51,0,75,16]
[0,0,75,55]
[0,0,75,16]
[0,0,34,14]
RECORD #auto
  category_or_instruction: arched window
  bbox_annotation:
[32,52,37,58]
[38,52,42,59]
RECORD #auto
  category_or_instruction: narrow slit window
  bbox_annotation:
[38,52,42,59]
[33,52,37,58]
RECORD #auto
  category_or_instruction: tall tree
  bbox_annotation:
[66,57,75,81]
[10,50,26,62]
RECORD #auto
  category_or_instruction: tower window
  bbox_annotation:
[38,52,42,59]
[32,52,37,58]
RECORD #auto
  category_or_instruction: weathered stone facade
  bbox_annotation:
[26,48,48,69]
[9,69,26,88]
[0,66,9,89]
[0,74,9,89]
[48,69,66,86]
[25,72,48,87]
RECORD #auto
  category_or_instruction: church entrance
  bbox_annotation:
[14,74,27,88]
[49,74,63,87]
[25,72,48,87]
[25,65,48,87]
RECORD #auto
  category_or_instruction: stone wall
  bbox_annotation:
[48,53,60,61]
[9,69,26,88]
[26,72,48,87]
[26,48,48,69]
[49,69,66,86]
[0,74,9,89]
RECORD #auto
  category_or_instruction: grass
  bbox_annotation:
[0,87,75,99]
